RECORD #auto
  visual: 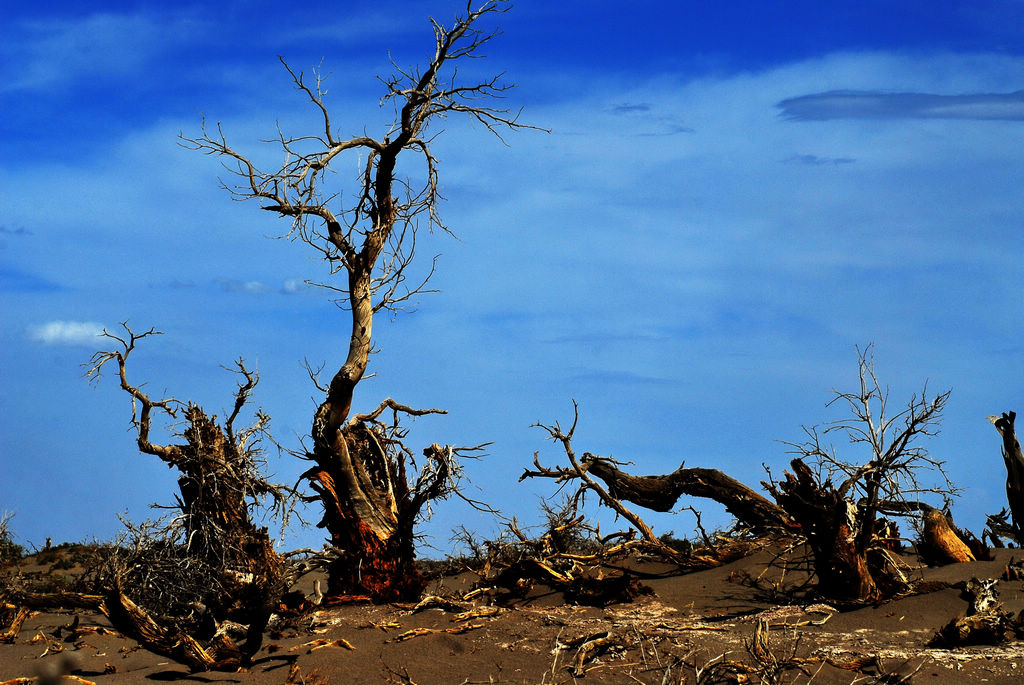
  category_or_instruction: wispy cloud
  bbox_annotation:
[280,10,423,44]
[0,266,61,292]
[217,278,311,295]
[777,89,1024,121]
[3,11,194,92]
[783,154,856,166]
[611,103,651,114]
[28,320,105,346]
[218,279,272,295]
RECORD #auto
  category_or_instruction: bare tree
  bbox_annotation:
[181,1,536,600]
[766,345,963,601]
[86,323,290,666]
[0,512,22,569]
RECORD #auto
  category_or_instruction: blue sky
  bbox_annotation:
[2,1,1023,554]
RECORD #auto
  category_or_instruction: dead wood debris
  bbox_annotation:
[0,679,96,685]
[930,577,1024,647]
[411,594,467,613]
[289,637,355,653]
[451,606,503,622]
[1002,555,1024,581]
[521,402,780,573]
[392,623,486,642]
[0,606,30,643]
[739,603,837,627]
[285,662,329,685]
[565,630,627,677]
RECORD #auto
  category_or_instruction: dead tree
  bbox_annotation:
[766,346,961,601]
[86,324,289,664]
[987,412,1024,545]
[181,1,534,601]
[301,400,487,599]
[521,402,780,568]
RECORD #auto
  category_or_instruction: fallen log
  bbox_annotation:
[0,607,29,643]
[878,500,978,565]
[580,456,795,532]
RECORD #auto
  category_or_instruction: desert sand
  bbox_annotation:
[4,543,1024,684]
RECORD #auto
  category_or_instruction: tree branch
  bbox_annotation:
[85,323,181,464]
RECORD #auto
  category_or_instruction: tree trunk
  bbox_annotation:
[920,507,975,564]
[993,411,1024,540]
[304,421,424,601]
[176,406,280,580]
[303,264,445,601]
[158,405,283,659]
[770,459,879,602]
[581,455,794,532]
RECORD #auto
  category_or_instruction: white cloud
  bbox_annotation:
[777,89,1024,121]
[2,11,201,92]
[28,320,105,346]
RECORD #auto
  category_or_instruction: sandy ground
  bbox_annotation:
[4,545,1024,684]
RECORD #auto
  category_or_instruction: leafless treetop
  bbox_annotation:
[180,0,540,314]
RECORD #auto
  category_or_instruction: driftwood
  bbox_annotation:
[877,500,981,565]
[0,589,242,672]
[0,607,29,643]
[102,588,228,671]
[481,557,655,607]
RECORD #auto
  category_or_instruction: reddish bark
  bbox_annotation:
[305,421,427,602]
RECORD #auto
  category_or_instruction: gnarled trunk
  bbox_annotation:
[181,2,531,605]
[302,267,429,601]
[993,411,1024,541]
[176,406,280,581]
[305,421,425,601]
[581,455,794,532]
[771,459,879,602]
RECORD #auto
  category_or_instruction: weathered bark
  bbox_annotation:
[0,589,242,671]
[304,417,456,601]
[920,507,976,565]
[581,455,794,531]
[89,329,285,664]
[305,420,422,601]
[770,459,879,602]
[173,406,282,581]
[0,607,29,643]
[993,411,1024,541]
[102,586,247,672]
[876,498,982,564]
